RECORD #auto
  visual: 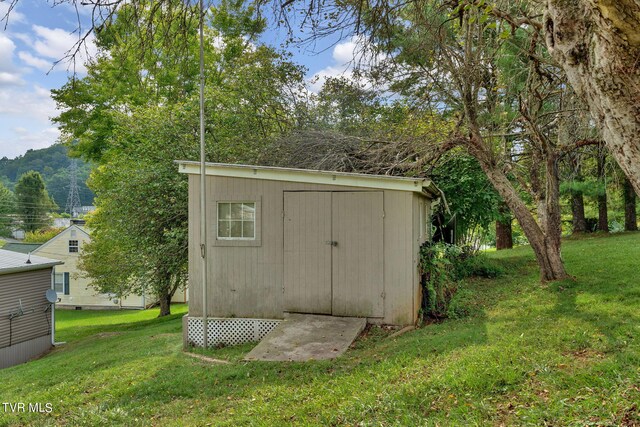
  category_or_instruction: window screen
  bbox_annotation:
[54,273,64,293]
[217,202,255,239]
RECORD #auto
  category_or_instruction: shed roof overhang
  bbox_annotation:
[0,249,63,276]
[176,161,441,197]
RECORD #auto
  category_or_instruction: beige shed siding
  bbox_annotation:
[380,190,416,325]
[413,194,430,319]
[284,192,332,314]
[331,191,384,318]
[188,174,427,325]
[0,269,52,351]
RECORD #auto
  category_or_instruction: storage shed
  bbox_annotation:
[0,249,62,369]
[178,162,441,346]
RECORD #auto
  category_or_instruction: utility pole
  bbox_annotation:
[65,159,82,218]
[199,0,209,350]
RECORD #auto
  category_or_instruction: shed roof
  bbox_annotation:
[177,161,441,197]
[0,249,63,276]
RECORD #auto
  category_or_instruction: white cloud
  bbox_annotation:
[18,24,97,74]
[0,2,26,27]
[0,84,56,122]
[0,71,24,86]
[332,39,358,65]
[18,51,53,72]
[308,36,382,93]
[0,127,60,159]
[0,33,25,85]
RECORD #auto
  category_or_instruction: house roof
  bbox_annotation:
[176,161,441,197]
[32,224,91,256]
[2,243,43,254]
[0,249,63,276]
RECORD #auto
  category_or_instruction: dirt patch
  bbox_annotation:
[183,351,231,365]
[94,332,123,339]
[561,348,606,367]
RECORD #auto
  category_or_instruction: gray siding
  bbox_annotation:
[284,192,332,314]
[331,191,384,318]
[0,269,52,367]
[188,174,430,325]
[0,335,51,369]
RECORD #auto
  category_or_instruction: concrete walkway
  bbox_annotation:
[244,314,366,362]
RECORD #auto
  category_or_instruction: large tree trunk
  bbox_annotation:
[158,290,172,317]
[571,191,587,233]
[624,177,638,231]
[597,194,608,232]
[469,138,570,281]
[544,0,640,195]
[596,149,609,232]
[496,204,513,250]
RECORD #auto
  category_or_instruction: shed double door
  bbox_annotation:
[284,191,384,318]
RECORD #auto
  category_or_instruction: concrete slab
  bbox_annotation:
[244,314,366,362]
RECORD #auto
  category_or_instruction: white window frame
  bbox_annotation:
[69,240,79,253]
[216,201,256,241]
[54,273,65,293]
[212,194,262,247]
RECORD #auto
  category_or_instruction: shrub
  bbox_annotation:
[24,227,64,243]
[419,241,502,320]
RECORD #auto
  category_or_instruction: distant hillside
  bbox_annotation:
[0,144,94,210]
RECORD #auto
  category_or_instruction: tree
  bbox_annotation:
[0,183,15,237]
[623,177,638,231]
[354,1,574,280]
[14,171,57,233]
[65,2,303,316]
[595,145,609,232]
[544,1,640,195]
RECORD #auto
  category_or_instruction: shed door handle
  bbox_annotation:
[325,241,338,247]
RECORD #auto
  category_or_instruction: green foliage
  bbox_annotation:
[419,241,503,319]
[432,152,503,246]
[0,144,94,208]
[0,182,15,237]
[14,171,57,232]
[23,227,65,243]
[61,1,304,315]
[560,179,606,198]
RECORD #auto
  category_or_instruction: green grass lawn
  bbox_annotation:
[1,233,639,426]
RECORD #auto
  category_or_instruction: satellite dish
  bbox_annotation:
[46,289,58,303]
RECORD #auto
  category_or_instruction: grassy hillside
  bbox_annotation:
[1,233,639,426]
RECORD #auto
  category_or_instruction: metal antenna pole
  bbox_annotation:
[199,0,208,350]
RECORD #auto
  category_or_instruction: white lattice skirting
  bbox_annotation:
[187,317,281,347]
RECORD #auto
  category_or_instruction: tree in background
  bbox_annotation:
[0,183,15,237]
[0,144,94,209]
[623,177,638,232]
[430,152,502,250]
[14,171,57,233]
[63,1,303,316]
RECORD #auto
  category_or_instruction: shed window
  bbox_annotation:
[217,202,255,240]
[69,240,79,253]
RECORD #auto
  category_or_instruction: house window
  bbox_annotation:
[217,202,255,240]
[69,240,79,253]
[54,272,70,295]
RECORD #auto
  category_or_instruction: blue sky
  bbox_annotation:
[0,0,359,159]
